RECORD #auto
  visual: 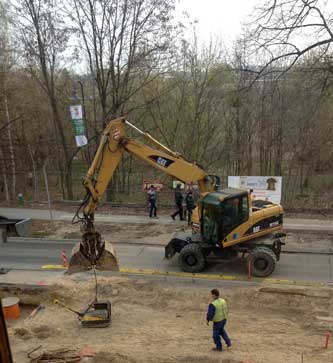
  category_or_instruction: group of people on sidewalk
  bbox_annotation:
[147,183,195,224]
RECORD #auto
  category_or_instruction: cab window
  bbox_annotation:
[221,195,249,236]
[201,205,221,243]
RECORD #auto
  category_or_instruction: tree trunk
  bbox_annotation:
[4,94,15,200]
[50,95,73,200]
[28,147,38,201]
[0,148,9,203]
[235,105,242,175]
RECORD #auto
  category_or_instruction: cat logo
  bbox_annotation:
[149,155,174,168]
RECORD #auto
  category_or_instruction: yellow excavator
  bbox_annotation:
[70,117,285,277]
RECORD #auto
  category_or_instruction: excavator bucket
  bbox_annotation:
[68,241,119,274]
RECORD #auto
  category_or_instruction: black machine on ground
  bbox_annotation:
[0,215,32,243]
[54,298,111,328]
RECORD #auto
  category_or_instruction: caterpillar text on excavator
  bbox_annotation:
[70,117,286,277]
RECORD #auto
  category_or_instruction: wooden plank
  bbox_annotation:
[0,300,13,363]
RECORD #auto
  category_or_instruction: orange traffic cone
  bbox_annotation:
[61,249,68,268]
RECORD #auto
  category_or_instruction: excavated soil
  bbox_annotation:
[30,219,333,252]
[30,219,186,245]
[6,275,333,363]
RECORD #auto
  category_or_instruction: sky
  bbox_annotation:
[177,0,260,44]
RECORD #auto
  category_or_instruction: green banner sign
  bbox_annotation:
[70,105,87,147]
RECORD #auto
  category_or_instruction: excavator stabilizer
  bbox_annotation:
[68,241,119,274]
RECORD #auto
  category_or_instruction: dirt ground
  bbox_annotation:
[30,219,186,246]
[29,219,333,252]
[5,275,333,363]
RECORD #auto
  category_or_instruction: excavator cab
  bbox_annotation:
[201,191,250,243]
[195,190,248,243]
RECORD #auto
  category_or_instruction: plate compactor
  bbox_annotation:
[54,299,111,328]
[54,267,111,328]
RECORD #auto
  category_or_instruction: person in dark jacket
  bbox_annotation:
[171,184,185,221]
[206,289,231,352]
[185,190,195,225]
[147,185,158,218]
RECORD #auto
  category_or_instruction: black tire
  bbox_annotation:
[248,247,276,277]
[178,243,206,273]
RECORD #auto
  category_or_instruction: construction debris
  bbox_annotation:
[27,304,45,319]
[27,347,80,363]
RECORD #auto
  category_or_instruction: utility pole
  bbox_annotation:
[43,164,53,221]
[70,80,91,165]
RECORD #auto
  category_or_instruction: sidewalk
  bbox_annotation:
[1,207,333,232]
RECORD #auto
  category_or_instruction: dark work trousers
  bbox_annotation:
[212,320,231,350]
[186,208,193,225]
[172,203,184,220]
[149,200,157,217]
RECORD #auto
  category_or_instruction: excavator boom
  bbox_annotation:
[69,117,217,273]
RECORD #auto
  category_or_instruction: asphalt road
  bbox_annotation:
[1,207,333,231]
[1,238,332,283]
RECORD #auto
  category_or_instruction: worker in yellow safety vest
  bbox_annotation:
[206,289,232,352]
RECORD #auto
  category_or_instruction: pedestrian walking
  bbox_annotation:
[171,183,184,221]
[206,289,231,352]
[185,190,195,225]
[147,185,158,218]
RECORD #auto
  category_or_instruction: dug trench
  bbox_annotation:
[2,275,333,363]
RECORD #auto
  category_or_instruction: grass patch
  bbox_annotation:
[30,231,53,238]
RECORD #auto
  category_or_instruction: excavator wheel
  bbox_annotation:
[178,243,206,273]
[247,246,276,277]
[68,241,119,274]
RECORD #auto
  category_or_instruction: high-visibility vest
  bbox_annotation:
[212,298,228,322]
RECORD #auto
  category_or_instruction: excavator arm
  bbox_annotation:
[69,117,217,273]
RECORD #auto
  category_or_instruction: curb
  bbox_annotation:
[119,268,325,287]
[40,265,326,287]
[11,237,333,256]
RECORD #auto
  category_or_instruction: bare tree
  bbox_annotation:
[69,0,176,125]
[0,2,17,200]
[248,0,333,78]
[13,0,74,199]
[142,32,228,173]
